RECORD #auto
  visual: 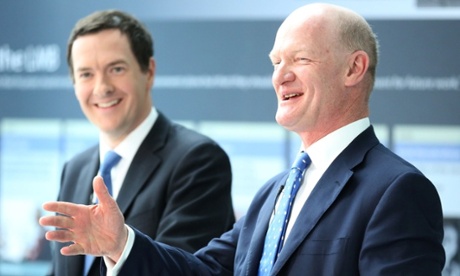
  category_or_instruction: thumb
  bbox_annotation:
[93,176,114,205]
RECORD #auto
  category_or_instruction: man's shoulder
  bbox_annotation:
[154,112,217,145]
[164,120,220,148]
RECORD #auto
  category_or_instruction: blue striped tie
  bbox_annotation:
[258,151,310,275]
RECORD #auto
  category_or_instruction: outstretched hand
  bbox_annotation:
[39,176,127,262]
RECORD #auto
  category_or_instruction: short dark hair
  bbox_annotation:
[67,10,154,80]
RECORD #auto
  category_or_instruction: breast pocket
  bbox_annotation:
[288,237,351,275]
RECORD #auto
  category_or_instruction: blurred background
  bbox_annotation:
[0,0,459,275]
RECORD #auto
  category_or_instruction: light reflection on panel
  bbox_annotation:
[393,125,460,217]
[61,120,99,163]
[199,121,287,218]
[0,118,98,275]
[373,124,390,147]
[0,119,60,265]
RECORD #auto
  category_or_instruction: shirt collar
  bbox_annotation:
[303,118,370,171]
[100,107,158,162]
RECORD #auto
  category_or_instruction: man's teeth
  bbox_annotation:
[98,100,119,108]
[284,93,300,99]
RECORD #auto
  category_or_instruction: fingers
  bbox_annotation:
[93,176,115,208]
[45,229,74,243]
[61,243,85,256]
[38,176,125,258]
[42,229,85,256]
[42,227,85,256]
[42,201,82,217]
[39,214,74,229]
[40,176,111,217]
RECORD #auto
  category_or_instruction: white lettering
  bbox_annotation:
[0,44,60,73]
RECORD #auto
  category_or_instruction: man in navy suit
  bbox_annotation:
[49,10,235,276]
[41,3,445,275]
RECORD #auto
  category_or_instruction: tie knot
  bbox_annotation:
[100,150,121,174]
[292,151,310,172]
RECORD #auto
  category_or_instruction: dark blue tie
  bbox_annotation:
[84,150,121,275]
[258,151,311,276]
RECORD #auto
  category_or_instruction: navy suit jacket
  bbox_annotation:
[111,126,445,276]
[51,112,235,276]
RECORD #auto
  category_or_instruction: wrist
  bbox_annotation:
[108,225,129,262]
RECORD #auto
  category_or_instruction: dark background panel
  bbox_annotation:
[1,19,458,125]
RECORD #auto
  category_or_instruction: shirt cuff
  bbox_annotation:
[103,225,135,276]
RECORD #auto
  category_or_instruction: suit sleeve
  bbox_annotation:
[105,224,239,276]
[155,140,235,252]
[359,172,445,275]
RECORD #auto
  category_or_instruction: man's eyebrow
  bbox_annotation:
[107,59,128,67]
[268,48,309,58]
[75,59,128,72]
[75,66,91,72]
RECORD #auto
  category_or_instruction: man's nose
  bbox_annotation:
[93,75,114,96]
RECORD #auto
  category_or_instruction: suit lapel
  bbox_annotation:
[244,174,290,276]
[271,126,379,274]
[116,113,169,214]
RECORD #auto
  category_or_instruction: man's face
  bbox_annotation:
[71,29,154,145]
[269,13,349,136]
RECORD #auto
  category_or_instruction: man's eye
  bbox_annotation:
[78,72,92,79]
[112,66,125,74]
[297,57,311,63]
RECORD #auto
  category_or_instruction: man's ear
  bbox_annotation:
[344,50,369,87]
[149,57,156,76]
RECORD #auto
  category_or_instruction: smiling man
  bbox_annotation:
[49,10,235,276]
[71,28,152,148]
